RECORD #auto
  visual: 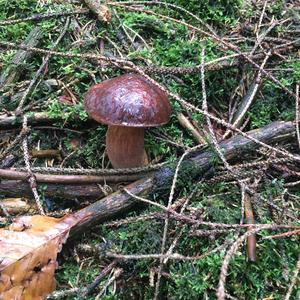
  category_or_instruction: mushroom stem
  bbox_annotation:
[106,125,148,168]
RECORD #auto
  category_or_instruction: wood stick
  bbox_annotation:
[0,112,54,128]
[0,169,144,183]
[0,112,92,128]
[154,121,295,190]
[30,149,61,159]
[0,180,109,200]
[0,27,43,89]
[177,113,206,144]
[244,192,256,262]
[69,177,153,236]
[82,260,118,296]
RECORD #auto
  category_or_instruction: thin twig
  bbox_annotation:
[262,229,300,240]
[123,189,300,230]
[82,260,118,296]
[154,142,204,299]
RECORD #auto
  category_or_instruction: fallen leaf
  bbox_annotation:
[0,214,79,300]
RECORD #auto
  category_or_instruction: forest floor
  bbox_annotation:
[0,0,300,299]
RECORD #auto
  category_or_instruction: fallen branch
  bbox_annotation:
[0,27,43,90]
[0,9,88,26]
[69,178,154,236]
[0,180,109,200]
[0,39,297,77]
[154,120,295,190]
[0,111,95,129]
[0,112,56,128]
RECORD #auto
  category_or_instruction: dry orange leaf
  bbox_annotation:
[0,214,79,300]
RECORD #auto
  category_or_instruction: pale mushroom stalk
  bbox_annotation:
[106,126,148,168]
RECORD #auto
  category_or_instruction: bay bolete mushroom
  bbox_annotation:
[84,74,171,168]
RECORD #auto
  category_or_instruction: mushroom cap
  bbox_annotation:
[84,74,171,127]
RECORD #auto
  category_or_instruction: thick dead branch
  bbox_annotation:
[69,178,154,236]
[155,121,295,189]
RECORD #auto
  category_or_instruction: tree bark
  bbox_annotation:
[154,121,296,189]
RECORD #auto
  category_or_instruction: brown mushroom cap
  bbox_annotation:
[84,74,171,127]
